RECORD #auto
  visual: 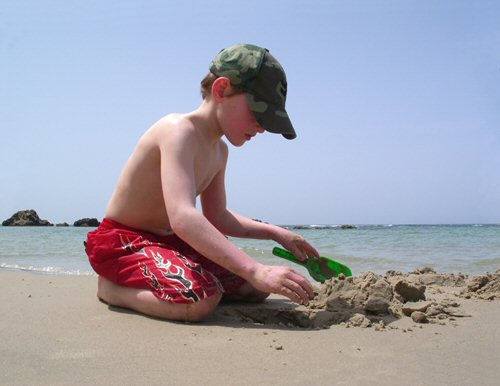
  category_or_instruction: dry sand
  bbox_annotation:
[1,269,499,385]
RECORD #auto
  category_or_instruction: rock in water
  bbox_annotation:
[73,218,100,227]
[2,210,53,226]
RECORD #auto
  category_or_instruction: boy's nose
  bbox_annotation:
[256,124,265,133]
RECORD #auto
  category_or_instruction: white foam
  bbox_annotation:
[0,263,96,276]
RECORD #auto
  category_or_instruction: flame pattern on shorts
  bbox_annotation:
[134,244,222,303]
[119,233,152,253]
[174,250,224,293]
[138,262,165,294]
[87,219,243,304]
[151,249,203,302]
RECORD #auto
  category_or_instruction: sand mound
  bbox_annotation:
[219,269,478,329]
[386,267,467,287]
[459,269,500,300]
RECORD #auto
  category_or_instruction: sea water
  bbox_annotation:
[0,224,499,277]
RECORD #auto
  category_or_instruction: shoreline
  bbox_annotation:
[2,260,499,278]
[2,224,500,277]
[1,270,499,385]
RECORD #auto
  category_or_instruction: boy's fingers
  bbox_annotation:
[284,279,309,304]
[281,286,302,304]
[300,247,319,261]
[293,237,320,259]
[291,246,307,261]
[288,270,314,299]
[300,241,320,258]
[307,251,318,260]
[291,236,308,258]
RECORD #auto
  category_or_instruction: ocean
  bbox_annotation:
[1,224,499,277]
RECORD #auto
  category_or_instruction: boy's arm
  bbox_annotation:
[209,208,319,261]
[201,143,319,261]
[160,124,313,304]
[160,126,256,280]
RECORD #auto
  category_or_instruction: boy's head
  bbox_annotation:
[202,44,296,140]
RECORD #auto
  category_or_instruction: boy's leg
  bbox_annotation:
[86,221,225,321]
[97,276,222,322]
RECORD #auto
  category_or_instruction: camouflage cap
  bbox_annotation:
[210,44,296,140]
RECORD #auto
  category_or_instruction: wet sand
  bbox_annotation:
[1,269,499,385]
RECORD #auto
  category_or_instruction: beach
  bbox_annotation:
[3,0,499,384]
[1,270,499,385]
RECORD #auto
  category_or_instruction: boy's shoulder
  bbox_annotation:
[152,113,198,147]
[152,113,228,155]
[154,113,194,135]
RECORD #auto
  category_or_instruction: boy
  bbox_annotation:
[85,44,319,322]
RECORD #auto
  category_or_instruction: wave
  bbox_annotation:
[0,263,96,276]
[473,257,500,268]
[282,224,500,230]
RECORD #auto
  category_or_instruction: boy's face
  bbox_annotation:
[214,81,265,146]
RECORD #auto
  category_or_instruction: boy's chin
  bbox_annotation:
[225,136,246,147]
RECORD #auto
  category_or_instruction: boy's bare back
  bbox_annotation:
[105,113,226,236]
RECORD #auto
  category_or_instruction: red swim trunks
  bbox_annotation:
[85,218,246,304]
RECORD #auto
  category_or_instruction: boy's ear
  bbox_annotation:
[212,77,230,103]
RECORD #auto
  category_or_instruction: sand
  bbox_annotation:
[1,269,499,385]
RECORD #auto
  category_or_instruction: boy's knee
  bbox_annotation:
[182,292,222,322]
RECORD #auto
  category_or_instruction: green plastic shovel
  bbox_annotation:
[272,247,352,283]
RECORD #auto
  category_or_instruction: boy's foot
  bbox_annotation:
[96,275,116,305]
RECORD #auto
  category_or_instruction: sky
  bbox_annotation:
[1,0,499,225]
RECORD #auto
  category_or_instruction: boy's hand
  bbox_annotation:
[274,228,320,261]
[250,263,314,304]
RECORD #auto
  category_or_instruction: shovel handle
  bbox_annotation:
[272,247,306,266]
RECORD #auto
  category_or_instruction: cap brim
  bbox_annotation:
[246,94,296,140]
